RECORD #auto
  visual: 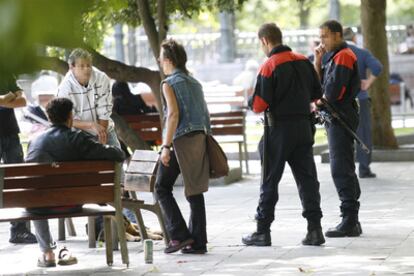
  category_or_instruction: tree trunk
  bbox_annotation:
[361,0,398,148]
[219,11,236,63]
[329,0,340,20]
[111,113,152,151]
[136,0,160,62]
[298,2,310,28]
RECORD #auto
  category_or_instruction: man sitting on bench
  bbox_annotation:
[25,98,125,267]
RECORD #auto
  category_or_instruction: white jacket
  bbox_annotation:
[57,67,113,127]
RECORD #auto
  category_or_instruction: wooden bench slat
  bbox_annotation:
[3,161,115,177]
[0,205,115,222]
[131,150,159,161]
[211,118,243,125]
[4,172,114,189]
[3,186,114,208]
[126,161,157,174]
[210,111,244,117]
[124,174,155,192]
[212,126,244,135]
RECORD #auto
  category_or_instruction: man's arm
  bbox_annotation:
[323,52,357,103]
[250,65,272,113]
[361,51,383,91]
[76,131,125,162]
[0,90,27,108]
[313,44,326,81]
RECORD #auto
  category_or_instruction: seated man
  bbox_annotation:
[26,98,125,267]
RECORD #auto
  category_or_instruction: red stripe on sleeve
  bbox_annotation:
[333,48,356,70]
[337,86,346,100]
[252,95,269,113]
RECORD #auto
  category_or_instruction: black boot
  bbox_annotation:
[325,214,362,238]
[302,220,325,246]
[241,231,271,246]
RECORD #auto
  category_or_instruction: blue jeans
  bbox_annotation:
[0,134,29,235]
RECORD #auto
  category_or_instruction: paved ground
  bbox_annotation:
[1,160,414,276]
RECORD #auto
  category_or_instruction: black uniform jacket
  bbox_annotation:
[26,125,125,163]
[250,45,322,120]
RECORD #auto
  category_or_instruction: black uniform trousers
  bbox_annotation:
[356,98,373,175]
[256,119,322,231]
[155,150,207,248]
[326,115,361,215]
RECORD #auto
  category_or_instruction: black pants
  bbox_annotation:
[0,134,30,236]
[356,98,373,175]
[155,150,207,248]
[326,119,361,214]
[256,120,322,231]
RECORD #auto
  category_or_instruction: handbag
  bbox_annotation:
[206,135,229,178]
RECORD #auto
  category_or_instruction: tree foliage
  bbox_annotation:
[0,0,89,76]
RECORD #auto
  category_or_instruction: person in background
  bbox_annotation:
[343,27,383,178]
[26,98,125,267]
[57,48,120,148]
[156,39,211,254]
[0,74,37,244]
[112,81,157,116]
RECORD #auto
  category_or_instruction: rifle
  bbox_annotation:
[317,98,370,154]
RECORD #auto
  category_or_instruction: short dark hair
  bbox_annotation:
[320,20,343,37]
[258,23,282,45]
[343,27,356,41]
[160,39,189,74]
[46,98,73,125]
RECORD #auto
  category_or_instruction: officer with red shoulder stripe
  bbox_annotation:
[242,23,325,247]
[314,20,362,238]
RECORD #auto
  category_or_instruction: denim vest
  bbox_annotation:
[162,69,211,140]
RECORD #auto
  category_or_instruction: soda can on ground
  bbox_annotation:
[144,239,153,264]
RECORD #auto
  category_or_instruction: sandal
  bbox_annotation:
[57,247,78,266]
[164,238,194,254]
[37,255,56,268]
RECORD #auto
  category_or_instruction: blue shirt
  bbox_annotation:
[346,41,383,100]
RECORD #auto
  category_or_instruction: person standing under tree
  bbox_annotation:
[343,27,383,178]
[156,39,211,254]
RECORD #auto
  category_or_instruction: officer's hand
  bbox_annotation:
[314,44,326,63]
[160,148,170,167]
[361,80,371,91]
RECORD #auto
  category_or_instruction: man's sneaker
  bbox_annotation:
[302,228,325,246]
[9,230,37,244]
[241,231,271,246]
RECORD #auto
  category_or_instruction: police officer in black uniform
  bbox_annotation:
[242,23,325,247]
[314,20,362,237]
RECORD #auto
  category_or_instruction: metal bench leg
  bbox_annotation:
[88,216,96,248]
[243,135,249,174]
[133,208,148,242]
[238,142,243,173]
[111,218,119,251]
[104,216,113,266]
[65,218,76,236]
[58,218,65,241]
